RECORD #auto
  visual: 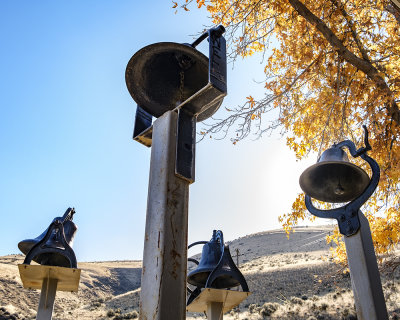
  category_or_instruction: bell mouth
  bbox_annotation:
[125,42,221,122]
[187,270,240,289]
[299,161,370,203]
[187,270,211,287]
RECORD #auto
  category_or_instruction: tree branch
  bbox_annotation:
[329,0,371,62]
[288,0,400,123]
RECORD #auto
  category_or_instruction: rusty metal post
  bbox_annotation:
[36,278,58,320]
[139,110,189,320]
[344,212,388,320]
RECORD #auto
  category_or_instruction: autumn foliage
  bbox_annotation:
[178,0,400,265]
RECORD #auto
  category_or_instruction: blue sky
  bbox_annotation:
[0,1,324,261]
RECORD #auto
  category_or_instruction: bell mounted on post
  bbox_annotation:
[186,230,249,306]
[126,26,227,183]
[299,145,370,203]
[18,208,78,268]
[299,126,381,237]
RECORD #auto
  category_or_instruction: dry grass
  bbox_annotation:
[1,226,399,319]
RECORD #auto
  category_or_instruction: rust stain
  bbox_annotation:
[170,249,182,280]
[170,249,181,259]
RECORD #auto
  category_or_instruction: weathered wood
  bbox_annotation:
[18,264,80,292]
[344,212,388,320]
[207,301,224,320]
[186,288,250,314]
[36,277,58,320]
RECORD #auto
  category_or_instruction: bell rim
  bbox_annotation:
[125,42,220,122]
[299,160,371,203]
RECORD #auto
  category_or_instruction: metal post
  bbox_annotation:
[207,302,224,320]
[139,110,189,320]
[36,278,58,320]
[344,212,388,320]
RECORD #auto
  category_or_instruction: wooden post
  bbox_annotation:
[207,302,224,320]
[139,110,189,320]
[344,212,388,320]
[18,265,80,320]
[36,277,58,320]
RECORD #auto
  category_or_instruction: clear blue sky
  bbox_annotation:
[0,1,323,261]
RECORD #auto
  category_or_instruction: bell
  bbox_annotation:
[125,42,222,122]
[187,230,247,290]
[18,208,77,267]
[187,232,223,288]
[299,146,370,203]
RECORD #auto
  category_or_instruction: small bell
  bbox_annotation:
[299,146,370,203]
[187,230,248,291]
[18,208,78,268]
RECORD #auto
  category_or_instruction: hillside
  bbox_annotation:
[0,226,399,319]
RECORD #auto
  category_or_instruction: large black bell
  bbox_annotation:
[125,42,221,122]
[18,208,78,268]
[299,146,370,203]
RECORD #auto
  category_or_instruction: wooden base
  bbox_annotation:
[186,288,251,314]
[18,264,81,292]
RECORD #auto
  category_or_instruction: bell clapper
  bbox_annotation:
[334,180,345,196]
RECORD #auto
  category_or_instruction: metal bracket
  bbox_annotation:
[208,26,227,94]
[174,26,227,183]
[175,109,196,183]
[133,105,153,147]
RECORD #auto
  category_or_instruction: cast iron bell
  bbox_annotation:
[126,42,221,122]
[187,230,248,290]
[18,208,78,268]
[299,146,370,203]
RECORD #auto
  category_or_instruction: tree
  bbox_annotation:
[177,0,400,266]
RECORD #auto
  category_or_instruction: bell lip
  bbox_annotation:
[18,239,37,255]
[299,160,371,203]
[125,42,220,122]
